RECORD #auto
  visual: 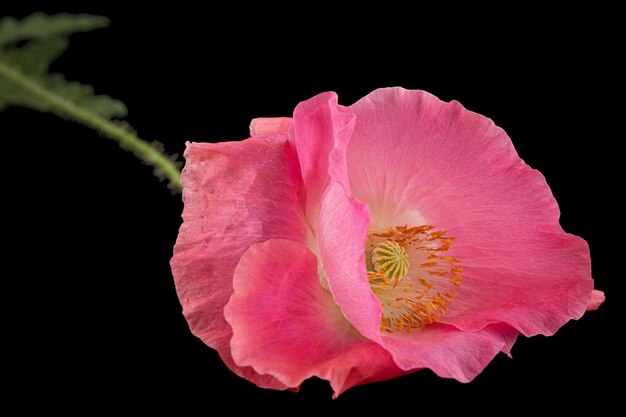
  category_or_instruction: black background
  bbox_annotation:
[5,4,618,413]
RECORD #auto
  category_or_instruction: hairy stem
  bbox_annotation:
[0,60,181,190]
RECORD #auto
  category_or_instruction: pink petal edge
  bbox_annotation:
[290,92,355,230]
[170,136,306,389]
[225,239,405,397]
[381,323,518,382]
[291,93,384,343]
[587,290,605,311]
[249,117,292,136]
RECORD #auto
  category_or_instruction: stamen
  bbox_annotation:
[366,225,462,332]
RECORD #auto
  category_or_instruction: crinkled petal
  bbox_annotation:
[290,92,355,229]
[249,117,292,136]
[587,290,605,311]
[225,239,404,397]
[170,136,305,389]
[316,181,383,342]
[290,93,383,342]
[347,87,598,337]
[380,323,518,382]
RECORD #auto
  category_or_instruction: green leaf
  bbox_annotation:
[0,13,126,118]
[0,38,68,74]
[0,13,109,46]
[45,74,127,118]
[0,13,181,189]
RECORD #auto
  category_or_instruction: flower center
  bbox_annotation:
[366,225,462,332]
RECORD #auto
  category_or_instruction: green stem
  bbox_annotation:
[0,61,181,190]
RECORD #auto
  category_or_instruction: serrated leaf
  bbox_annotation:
[0,14,126,119]
[0,13,109,46]
[0,13,180,189]
[0,38,68,75]
[44,74,127,118]
[0,61,127,119]
[0,80,26,110]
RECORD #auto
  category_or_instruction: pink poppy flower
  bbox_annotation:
[171,88,604,397]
